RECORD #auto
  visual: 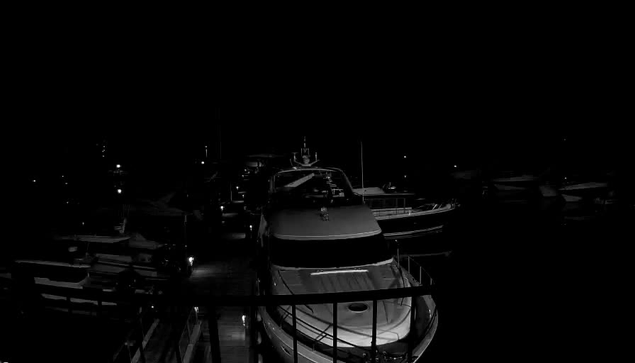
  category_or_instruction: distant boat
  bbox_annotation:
[483,170,540,202]
[558,181,609,203]
[354,187,457,240]
[489,171,539,190]
[52,232,188,282]
[450,168,482,181]
[11,258,120,314]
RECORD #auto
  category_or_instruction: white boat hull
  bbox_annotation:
[260,298,438,363]
[561,194,584,203]
[559,182,608,192]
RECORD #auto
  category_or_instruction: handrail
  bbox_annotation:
[8,282,438,363]
[16,281,435,307]
[398,255,434,288]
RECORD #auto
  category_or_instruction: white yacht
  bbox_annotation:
[255,140,438,362]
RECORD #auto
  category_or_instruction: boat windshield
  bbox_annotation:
[273,169,355,206]
[269,234,392,268]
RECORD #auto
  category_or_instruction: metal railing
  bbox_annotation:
[398,255,434,289]
[6,267,437,363]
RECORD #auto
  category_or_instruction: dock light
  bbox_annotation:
[403,155,407,159]
[33,179,36,183]
[404,175,407,178]
[116,164,121,169]
[236,186,240,190]
[249,224,253,231]
[242,314,247,326]
[454,165,457,168]
[194,306,199,313]
[65,182,68,185]
[117,189,122,194]
[188,256,194,265]
[220,205,224,211]
[201,161,205,165]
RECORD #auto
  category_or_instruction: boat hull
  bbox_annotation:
[375,206,455,240]
[259,295,438,363]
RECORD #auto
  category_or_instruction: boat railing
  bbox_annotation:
[175,306,202,363]
[398,255,434,288]
[7,276,437,363]
[373,206,413,217]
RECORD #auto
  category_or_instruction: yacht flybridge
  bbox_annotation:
[255,138,438,363]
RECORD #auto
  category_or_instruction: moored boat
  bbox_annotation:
[354,187,457,240]
[255,138,438,362]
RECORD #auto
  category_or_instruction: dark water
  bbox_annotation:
[408,197,632,362]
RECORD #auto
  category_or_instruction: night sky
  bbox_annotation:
[6,19,629,187]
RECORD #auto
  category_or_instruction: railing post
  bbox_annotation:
[186,310,192,342]
[138,317,147,363]
[371,299,377,362]
[171,305,183,363]
[407,257,411,274]
[292,304,298,363]
[332,302,337,363]
[407,293,416,362]
[208,304,222,363]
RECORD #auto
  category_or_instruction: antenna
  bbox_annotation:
[361,139,365,202]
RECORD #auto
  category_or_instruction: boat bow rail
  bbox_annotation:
[6,275,437,363]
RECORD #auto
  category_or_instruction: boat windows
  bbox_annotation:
[269,234,392,269]
[369,199,384,209]
[383,198,397,208]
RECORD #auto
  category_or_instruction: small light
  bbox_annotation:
[151,305,154,309]
[33,179,36,183]
[404,175,407,178]
[188,256,194,265]
[116,164,121,169]
[249,224,253,231]
[66,201,69,204]
[236,186,240,190]
[194,306,199,313]
[61,175,64,178]
[403,155,407,159]
[201,161,205,165]
[65,182,68,185]
[242,314,247,326]
[82,221,85,226]
[220,205,224,211]
[454,165,457,168]
[117,189,122,194]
